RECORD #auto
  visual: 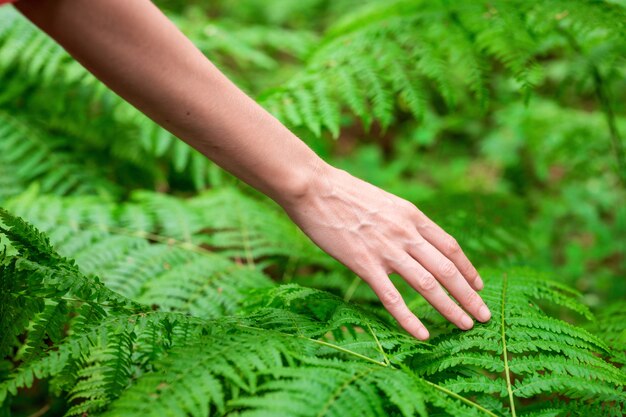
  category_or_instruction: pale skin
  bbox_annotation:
[15,0,491,340]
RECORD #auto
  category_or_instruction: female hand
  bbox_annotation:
[15,1,490,341]
[282,162,491,340]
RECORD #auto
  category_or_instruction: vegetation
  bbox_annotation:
[1,0,625,416]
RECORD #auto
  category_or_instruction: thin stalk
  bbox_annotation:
[26,404,50,417]
[343,275,361,302]
[367,323,390,366]
[559,27,626,186]
[591,65,626,186]
[501,273,517,417]
[423,380,500,417]
[233,197,256,268]
[235,323,498,416]
[281,255,298,283]
[57,220,215,257]
[308,338,388,367]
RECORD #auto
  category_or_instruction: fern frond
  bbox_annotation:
[0,112,118,202]
[0,208,143,362]
[65,329,136,416]
[100,329,308,417]
[590,302,626,365]
[259,0,626,138]
[7,187,330,270]
[229,359,431,417]
[2,209,624,416]
[413,268,626,415]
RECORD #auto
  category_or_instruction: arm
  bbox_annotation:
[16,0,490,340]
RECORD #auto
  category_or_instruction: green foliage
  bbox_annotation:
[3,0,624,191]
[0,112,119,201]
[413,269,625,415]
[590,302,626,366]
[1,0,625,416]
[261,0,626,138]
[1,212,624,416]
[0,5,316,192]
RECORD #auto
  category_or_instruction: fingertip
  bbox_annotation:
[416,326,429,341]
[477,305,491,322]
[460,315,474,330]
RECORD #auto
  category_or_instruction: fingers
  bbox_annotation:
[416,216,483,291]
[391,253,475,330]
[408,237,491,323]
[366,271,430,340]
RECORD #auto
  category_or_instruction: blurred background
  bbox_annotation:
[0,0,625,414]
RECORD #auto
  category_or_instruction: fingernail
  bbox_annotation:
[475,276,484,290]
[417,327,429,340]
[461,315,474,330]
[478,305,491,322]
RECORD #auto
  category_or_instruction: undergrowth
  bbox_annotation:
[1,0,625,416]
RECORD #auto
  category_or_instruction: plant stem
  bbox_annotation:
[423,380,500,417]
[233,197,256,268]
[304,337,388,367]
[591,65,626,186]
[343,275,361,302]
[367,323,390,366]
[558,27,626,186]
[26,404,50,417]
[501,273,517,417]
[235,323,498,416]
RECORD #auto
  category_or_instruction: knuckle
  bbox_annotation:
[412,206,427,221]
[445,236,461,254]
[406,235,426,253]
[381,288,403,307]
[399,313,418,329]
[387,251,412,269]
[464,290,480,307]
[416,273,437,291]
[439,260,457,278]
[412,233,427,247]
[398,199,416,213]
[353,249,375,268]
[440,301,458,318]
[352,259,377,278]
[417,218,432,231]
[461,262,478,278]
[394,221,415,238]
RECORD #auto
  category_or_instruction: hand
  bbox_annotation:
[282,162,491,340]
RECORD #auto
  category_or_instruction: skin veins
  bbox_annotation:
[15,0,491,340]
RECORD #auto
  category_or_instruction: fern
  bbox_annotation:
[1,1,624,415]
[591,302,626,366]
[5,186,330,271]
[260,0,626,137]
[0,7,316,189]
[1,210,624,416]
[411,268,626,416]
[2,1,623,183]
[0,112,118,202]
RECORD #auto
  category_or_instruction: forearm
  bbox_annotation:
[16,0,491,340]
[16,0,322,205]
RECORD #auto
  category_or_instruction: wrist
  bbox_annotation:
[273,155,332,209]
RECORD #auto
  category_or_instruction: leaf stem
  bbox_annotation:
[558,26,626,186]
[423,380,499,417]
[501,273,517,417]
[367,323,390,366]
[343,275,361,302]
[303,337,388,367]
[236,323,498,416]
